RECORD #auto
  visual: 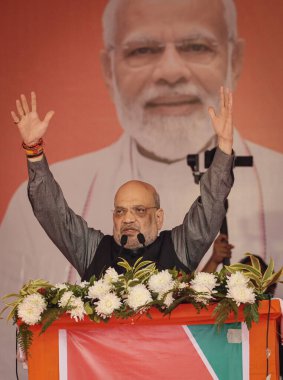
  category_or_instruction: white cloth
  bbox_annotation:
[0,130,282,379]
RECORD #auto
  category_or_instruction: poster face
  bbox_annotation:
[0,1,283,379]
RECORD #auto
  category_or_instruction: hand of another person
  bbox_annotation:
[11,92,54,146]
[208,87,233,155]
[211,234,234,264]
[202,234,234,273]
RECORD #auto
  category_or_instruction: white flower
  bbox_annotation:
[103,268,119,285]
[126,284,152,311]
[67,297,86,322]
[178,282,188,290]
[226,272,249,289]
[95,293,122,318]
[227,285,256,306]
[55,283,68,291]
[163,292,174,307]
[88,279,112,300]
[58,291,86,321]
[148,270,175,296]
[190,272,218,304]
[17,293,47,325]
[190,272,218,293]
[78,281,89,288]
[58,291,74,307]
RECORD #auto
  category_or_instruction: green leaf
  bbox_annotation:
[90,314,101,323]
[247,254,261,272]
[40,308,61,334]
[241,272,261,287]
[84,302,94,315]
[17,324,33,358]
[133,257,148,270]
[262,259,275,282]
[117,258,132,272]
[1,293,21,300]
[262,269,283,290]
[0,305,10,318]
[243,303,259,330]
[226,264,262,277]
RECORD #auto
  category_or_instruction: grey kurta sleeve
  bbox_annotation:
[171,147,234,272]
[27,155,104,277]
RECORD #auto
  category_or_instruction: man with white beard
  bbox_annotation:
[1,1,282,378]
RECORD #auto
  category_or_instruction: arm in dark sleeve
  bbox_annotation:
[27,155,104,277]
[171,147,234,272]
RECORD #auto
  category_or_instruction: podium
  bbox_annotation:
[27,300,282,379]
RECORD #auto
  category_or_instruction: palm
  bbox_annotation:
[18,111,47,144]
[11,92,54,146]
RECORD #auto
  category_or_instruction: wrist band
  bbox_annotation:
[22,138,44,157]
[26,151,44,159]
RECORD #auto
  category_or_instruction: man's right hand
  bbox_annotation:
[11,92,54,146]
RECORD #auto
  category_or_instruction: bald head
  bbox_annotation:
[113,180,164,249]
[114,180,160,209]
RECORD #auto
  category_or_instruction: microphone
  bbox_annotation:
[120,234,128,247]
[117,234,128,256]
[137,233,146,248]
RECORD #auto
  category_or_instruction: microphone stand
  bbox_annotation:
[187,147,253,267]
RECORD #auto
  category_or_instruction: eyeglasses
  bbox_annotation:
[113,206,158,218]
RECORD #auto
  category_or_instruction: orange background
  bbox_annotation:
[1,0,283,221]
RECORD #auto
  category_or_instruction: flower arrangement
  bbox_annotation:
[1,255,282,357]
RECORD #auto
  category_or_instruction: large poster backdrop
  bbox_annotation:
[1,1,283,379]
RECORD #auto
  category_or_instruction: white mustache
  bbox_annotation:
[137,84,207,107]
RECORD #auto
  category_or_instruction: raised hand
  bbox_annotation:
[11,92,54,146]
[202,234,234,273]
[208,87,233,155]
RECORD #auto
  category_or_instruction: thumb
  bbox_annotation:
[43,110,55,125]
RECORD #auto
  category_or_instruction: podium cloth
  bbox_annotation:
[27,300,282,380]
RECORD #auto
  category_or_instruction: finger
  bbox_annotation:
[208,106,216,121]
[221,249,232,257]
[43,110,55,125]
[16,99,25,117]
[228,91,233,116]
[219,234,228,243]
[21,94,30,114]
[224,87,229,109]
[11,111,20,124]
[31,91,36,112]
[220,86,225,110]
[225,88,232,111]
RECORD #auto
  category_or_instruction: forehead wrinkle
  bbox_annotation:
[121,30,221,48]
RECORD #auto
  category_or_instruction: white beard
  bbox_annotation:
[112,81,221,161]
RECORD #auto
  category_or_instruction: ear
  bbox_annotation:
[155,208,164,231]
[100,49,115,99]
[231,38,245,90]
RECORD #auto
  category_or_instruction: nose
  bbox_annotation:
[122,209,136,224]
[152,44,191,86]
